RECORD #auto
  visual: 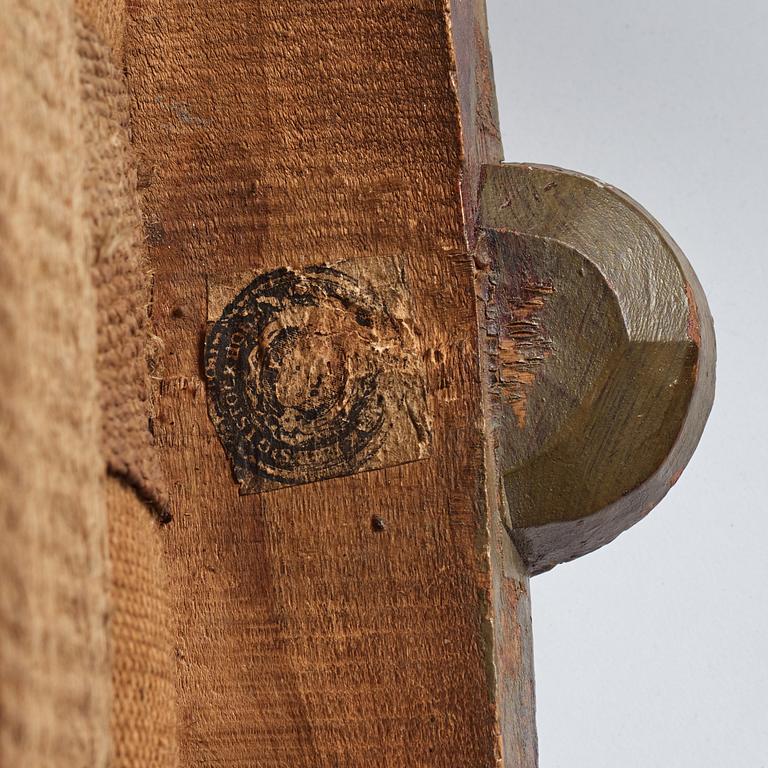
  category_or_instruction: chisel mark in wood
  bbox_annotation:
[497,281,554,429]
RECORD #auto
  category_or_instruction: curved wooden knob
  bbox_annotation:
[479,163,715,575]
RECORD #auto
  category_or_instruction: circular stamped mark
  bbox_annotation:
[204,265,406,492]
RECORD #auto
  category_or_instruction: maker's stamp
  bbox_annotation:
[204,256,431,493]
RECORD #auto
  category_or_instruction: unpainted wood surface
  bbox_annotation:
[124,1,536,765]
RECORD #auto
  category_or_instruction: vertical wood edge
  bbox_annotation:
[448,3,539,766]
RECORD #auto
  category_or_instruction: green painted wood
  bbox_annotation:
[478,163,716,575]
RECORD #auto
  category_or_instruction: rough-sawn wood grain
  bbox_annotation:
[124,0,536,766]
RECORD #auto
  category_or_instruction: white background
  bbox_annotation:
[486,1,767,765]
